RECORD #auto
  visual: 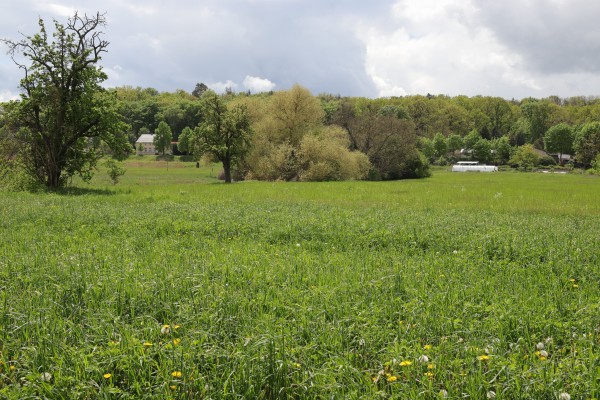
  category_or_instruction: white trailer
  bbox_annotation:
[452,161,498,172]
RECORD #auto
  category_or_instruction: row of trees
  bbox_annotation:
[118,84,600,175]
[2,12,600,188]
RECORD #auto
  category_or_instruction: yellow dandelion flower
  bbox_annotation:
[427,363,435,370]
[293,363,301,369]
[569,278,576,283]
[174,325,181,330]
[170,385,177,390]
[173,338,181,346]
[161,325,171,335]
[424,344,432,350]
[372,376,379,383]
[399,360,412,367]
[171,371,182,378]
[478,355,490,361]
[103,373,112,379]
[143,341,153,347]
[387,375,398,382]
[539,356,547,361]
[572,284,579,288]
[424,372,434,378]
[9,365,16,371]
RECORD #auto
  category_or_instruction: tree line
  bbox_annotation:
[1,12,600,188]
[112,85,600,177]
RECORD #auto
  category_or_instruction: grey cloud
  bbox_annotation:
[477,0,600,75]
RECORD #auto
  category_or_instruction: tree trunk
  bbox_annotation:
[47,167,62,188]
[223,158,232,183]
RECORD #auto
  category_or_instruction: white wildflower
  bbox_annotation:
[487,390,496,399]
[418,355,429,363]
[536,342,544,350]
[558,392,571,400]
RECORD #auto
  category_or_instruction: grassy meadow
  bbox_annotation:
[0,158,599,399]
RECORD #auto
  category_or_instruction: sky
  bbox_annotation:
[2,0,600,102]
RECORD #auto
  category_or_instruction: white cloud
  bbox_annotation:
[358,0,541,98]
[242,75,276,93]
[208,80,238,93]
[36,3,76,17]
[0,90,19,102]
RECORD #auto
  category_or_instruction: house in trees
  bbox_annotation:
[135,133,158,155]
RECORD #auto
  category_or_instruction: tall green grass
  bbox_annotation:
[0,166,598,398]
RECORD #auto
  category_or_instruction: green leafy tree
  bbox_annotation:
[104,158,125,185]
[544,123,574,165]
[574,122,600,168]
[521,99,551,144]
[472,138,493,164]
[177,126,193,154]
[463,130,481,150]
[509,144,540,171]
[419,137,435,161]
[447,134,463,153]
[432,132,448,158]
[153,121,172,156]
[1,13,130,188]
[192,82,208,98]
[193,91,252,183]
[493,136,512,165]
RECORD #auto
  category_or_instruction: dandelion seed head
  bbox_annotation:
[558,393,571,400]
[40,372,52,382]
[487,390,496,399]
[418,355,429,363]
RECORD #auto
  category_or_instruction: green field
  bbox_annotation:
[1,159,599,399]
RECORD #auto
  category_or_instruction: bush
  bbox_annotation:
[509,144,540,171]
[298,127,370,181]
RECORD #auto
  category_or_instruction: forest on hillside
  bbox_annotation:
[111,83,600,180]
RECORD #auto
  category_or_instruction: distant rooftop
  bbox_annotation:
[136,134,154,143]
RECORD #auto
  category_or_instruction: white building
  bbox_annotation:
[135,134,157,155]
